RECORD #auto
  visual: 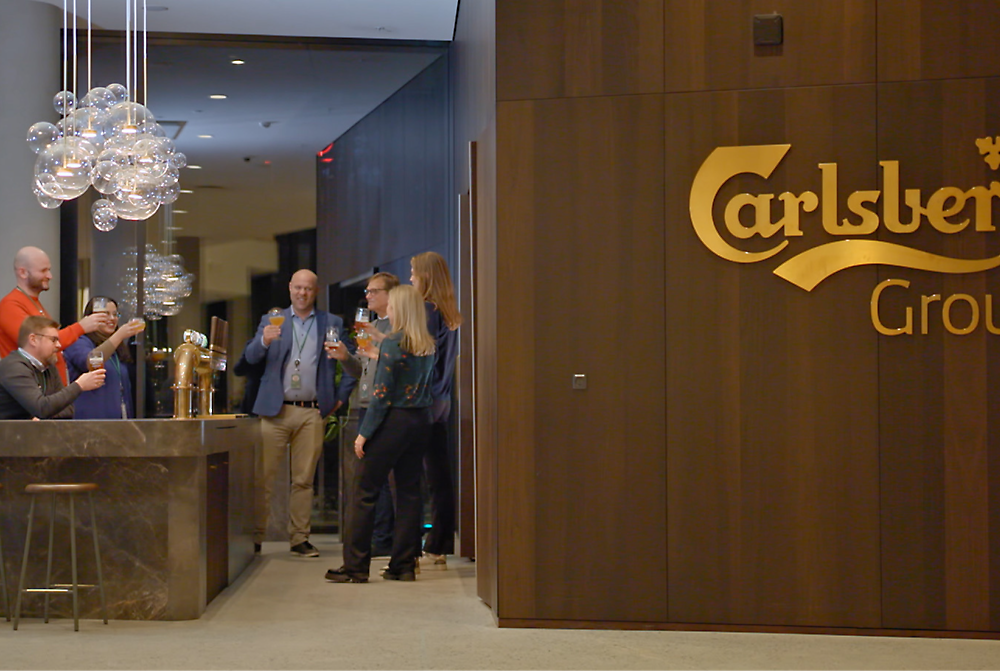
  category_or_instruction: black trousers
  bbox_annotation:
[358,408,396,551]
[343,406,432,575]
[422,398,456,555]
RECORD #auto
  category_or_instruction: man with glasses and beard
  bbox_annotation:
[0,316,106,419]
[0,246,110,384]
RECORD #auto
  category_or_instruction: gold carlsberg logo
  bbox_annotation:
[689,139,1000,335]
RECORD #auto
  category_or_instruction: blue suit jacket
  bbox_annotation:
[244,307,356,417]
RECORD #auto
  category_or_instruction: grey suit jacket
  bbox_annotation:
[0,350,80,419]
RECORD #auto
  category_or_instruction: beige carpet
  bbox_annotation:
[2,534,998,670]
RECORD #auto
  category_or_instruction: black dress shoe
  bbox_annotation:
[382,569,416,582]
[290,541,320,557]
[325,567,368,583]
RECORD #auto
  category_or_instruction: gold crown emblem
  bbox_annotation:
[976,136,1000,170]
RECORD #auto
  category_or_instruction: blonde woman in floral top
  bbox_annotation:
[326,285,435,583]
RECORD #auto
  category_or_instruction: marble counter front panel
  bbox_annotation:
[0,417,258,621]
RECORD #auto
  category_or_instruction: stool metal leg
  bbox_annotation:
[0,521,9,622]
[69,493,79,632]
[43,493,56,623]
[13,496,36,631]
[87,492,107,624]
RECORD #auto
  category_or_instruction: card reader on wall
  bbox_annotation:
[753,13,783,46]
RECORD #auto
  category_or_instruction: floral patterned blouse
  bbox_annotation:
[358,332,434,438]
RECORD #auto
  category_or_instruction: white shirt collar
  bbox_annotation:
[17,348,46,371]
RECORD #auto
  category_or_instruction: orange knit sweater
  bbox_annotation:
[0,288,84,384]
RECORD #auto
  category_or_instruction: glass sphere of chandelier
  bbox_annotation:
[25,0,186,231]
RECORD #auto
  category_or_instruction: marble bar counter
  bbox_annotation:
[0,416,259,621]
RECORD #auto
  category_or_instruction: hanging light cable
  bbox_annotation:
[26,0,185,226]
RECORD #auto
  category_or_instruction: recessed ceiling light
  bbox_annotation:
[172,211,188,215]
[166,226,184,230]
[187,165,202,170]
[197,134,213,139]
[231,59,245,65]
[209,94,227,100]
[179,189,194,194]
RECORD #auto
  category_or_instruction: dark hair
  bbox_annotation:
[83,296,118,317]
[81,296,132,364]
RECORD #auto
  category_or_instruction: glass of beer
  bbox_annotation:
[355,308,371,349]
[129,317,146,331]
[91,297,108,313]
[87,350,104,371]
[324,325,340,357]
[268,307,285,327]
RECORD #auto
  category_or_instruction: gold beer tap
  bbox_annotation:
[172,317,228,418]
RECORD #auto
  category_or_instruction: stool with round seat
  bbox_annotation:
[13,483,107,631]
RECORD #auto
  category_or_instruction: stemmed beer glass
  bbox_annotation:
[324,325,340,355]
[355,308,371,349]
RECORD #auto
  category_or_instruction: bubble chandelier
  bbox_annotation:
[119,207,195,320]
[26,0,185,229]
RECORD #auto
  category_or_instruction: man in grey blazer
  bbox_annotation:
[244,269,356,557]
[0,315,106,419]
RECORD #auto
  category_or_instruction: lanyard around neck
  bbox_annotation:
[292,315,315,362]
[15,286,46,315]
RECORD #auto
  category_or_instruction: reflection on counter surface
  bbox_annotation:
[0,417,258,621]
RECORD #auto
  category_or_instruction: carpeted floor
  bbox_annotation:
[2,534,998,670]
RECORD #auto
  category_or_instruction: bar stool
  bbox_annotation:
[0,483,9,622]
[13,483,107,631]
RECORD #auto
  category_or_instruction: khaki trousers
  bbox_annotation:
[254,404,324,546]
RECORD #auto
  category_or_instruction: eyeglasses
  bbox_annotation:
[364,288,386,295]
[32,333,60,345]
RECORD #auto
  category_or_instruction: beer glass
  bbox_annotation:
[354,308,371,349]
[87,350,104,371]
[268,307,285,327]
[325,325,340,347]
[129,317,146,331]
[91,297,108,313]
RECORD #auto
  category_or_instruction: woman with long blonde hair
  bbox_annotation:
[409,251,462,566]
[326,285,436,583]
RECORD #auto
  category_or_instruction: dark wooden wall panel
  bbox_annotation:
[665,86,881,627]
[495,101,539,619]
[878,1,1000,82]
[663,0,875,92]
[464,0,1000,635]
[877,79,1000,632]
[496,0,664,101]
[496,94,668,622]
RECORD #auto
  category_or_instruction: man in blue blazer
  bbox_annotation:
[245,269,356,557]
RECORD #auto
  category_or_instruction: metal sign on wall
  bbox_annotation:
[690,139,1000,335]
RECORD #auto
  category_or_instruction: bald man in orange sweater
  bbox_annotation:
[0,247,110,384]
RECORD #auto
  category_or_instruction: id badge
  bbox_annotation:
[290,372,302,390]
